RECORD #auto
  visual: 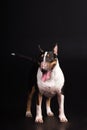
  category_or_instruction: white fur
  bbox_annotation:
[35,58,68,123]
[26,111,32,117]
[46,106,54,116]
[37,59,64,97]
[35,105,43,123]
[43,52,47,62]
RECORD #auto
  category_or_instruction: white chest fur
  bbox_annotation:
[37,60,65,97]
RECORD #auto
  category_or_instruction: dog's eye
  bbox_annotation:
[54,54,57,58]
[41,54,44,57]
[47,54,49,57]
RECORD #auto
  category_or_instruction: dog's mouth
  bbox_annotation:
[41,69,51,82]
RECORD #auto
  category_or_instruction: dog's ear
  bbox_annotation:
[38,45,44,53]
[53,44,58,55]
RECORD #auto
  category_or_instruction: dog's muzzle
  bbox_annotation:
[40,68,52,82]
[40,60,57,82]
[41,69,48,74]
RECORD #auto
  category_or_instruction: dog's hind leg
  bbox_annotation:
[26,86,35,117]
[46,98,54,116]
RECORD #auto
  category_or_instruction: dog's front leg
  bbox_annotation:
[58,93,68,122]
[35,93,43,123]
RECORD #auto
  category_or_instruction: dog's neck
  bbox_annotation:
[52,59,59,71]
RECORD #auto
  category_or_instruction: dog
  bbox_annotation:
[26,44,68,123]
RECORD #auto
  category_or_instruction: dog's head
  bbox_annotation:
[38,44,58,81]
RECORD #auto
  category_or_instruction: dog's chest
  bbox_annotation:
[37,61,64,97]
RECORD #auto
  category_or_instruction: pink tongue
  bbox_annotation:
[41,71,51,82]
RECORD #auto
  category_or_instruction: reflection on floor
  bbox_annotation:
[1,113,87,130]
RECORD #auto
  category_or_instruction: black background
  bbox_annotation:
[1,0,87,119]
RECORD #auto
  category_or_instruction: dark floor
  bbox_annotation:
[1,56,87,130]
[1,112,87,130]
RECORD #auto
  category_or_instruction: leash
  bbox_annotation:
[11,52,37,63]
[10,45,43,63]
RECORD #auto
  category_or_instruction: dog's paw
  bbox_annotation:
[59,114,68,123]
[25,111,32,117]
[47,111,54,117]
[35,116,43,123]
[47,107,54,117]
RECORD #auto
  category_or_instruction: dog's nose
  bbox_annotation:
[41,62,47,69]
